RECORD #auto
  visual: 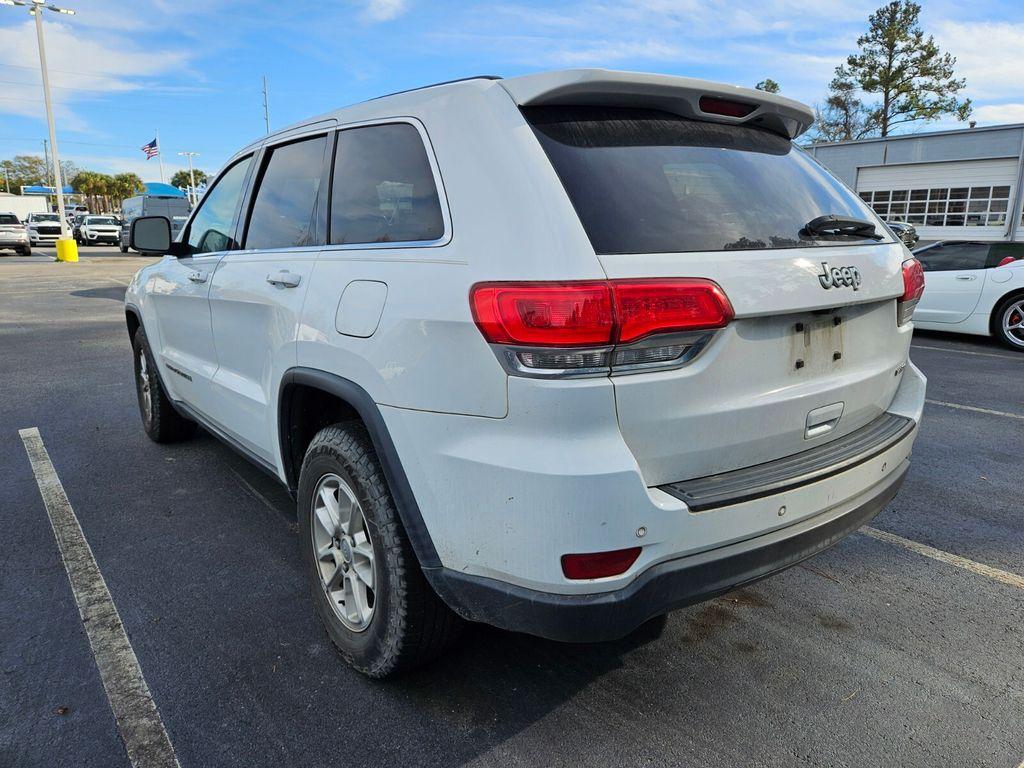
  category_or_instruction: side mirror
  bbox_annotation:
[130,216,171,255]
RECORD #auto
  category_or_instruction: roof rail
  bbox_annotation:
[367,75,503,103]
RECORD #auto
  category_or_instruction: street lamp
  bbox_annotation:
[177,151,200,207]
[1,0,78,261]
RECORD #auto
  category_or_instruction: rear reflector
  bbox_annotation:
[898,258,925,325]
[470,279,733,347]
[698,96,757,118]
[561,547,642,580]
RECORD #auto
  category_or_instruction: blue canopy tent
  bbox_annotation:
[21,185,74,195]
[143,182,185,197]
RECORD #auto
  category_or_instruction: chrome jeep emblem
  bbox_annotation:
[817,262,862,291]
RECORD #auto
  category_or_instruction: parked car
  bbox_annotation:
[886,220,918,247]
[71,212,90,242]
[912,240,1024,350]
[25,211,62,245]
[77,215,121,246]
[125,70,926,677]
[119,194,191,253]
[0,211,31,256]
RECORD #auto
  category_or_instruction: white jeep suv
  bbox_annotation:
[124,70,926,677]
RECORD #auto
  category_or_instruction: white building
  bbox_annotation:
[808,123,1024,242]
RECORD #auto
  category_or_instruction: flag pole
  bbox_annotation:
[156,128,165,183]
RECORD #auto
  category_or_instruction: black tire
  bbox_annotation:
[131,326,196,442]
[17,246,30,257]
[298,423,461,677]
[992,293,1024,352]
[119,243,129,253]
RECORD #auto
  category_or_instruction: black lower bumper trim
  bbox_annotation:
[660,412,914,511]
[427,464,907,643]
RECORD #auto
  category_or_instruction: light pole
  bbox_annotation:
[1,0,78,260]
[177,151,199,206]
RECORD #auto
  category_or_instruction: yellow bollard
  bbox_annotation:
[55,238,78,263]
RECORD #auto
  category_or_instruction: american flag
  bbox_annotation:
[140,138,159,159]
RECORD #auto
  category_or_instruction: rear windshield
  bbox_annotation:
[525,106,887,254]
[0,214,20,225]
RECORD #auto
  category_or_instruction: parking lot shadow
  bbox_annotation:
[70,286,127,302]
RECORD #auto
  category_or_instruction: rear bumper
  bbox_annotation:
[428,461,907,642]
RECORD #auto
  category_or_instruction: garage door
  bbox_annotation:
[856,159,1017,240]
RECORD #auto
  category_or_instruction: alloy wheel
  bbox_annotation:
[137,348,152,421]
[311,473,376,632]
[1003,300,1024,348]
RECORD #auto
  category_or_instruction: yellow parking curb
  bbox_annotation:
[55,238,78,263]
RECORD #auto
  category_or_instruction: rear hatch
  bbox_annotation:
[517,83,911,486]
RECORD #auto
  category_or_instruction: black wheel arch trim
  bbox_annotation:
[279,367,441,568]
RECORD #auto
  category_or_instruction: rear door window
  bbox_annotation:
[245,134,329,250]
[525,106,887,254]
[330,123,444,245]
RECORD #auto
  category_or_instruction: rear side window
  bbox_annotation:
[246,135,329,250]
[916,242,989,271]
[330,123,444,245]
[525,106,885,254]
[987,243,1024,267]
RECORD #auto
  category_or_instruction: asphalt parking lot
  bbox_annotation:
[2,246,1022,768]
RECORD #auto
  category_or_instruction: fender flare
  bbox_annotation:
[278,368,441,569]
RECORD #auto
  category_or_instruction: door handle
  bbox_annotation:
[955,275,977,281]
[805,402,844,439]
[187,270,207,283]
[267,270,301,288]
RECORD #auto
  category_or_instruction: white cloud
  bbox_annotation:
[0,19,191,129]
[934,21,1024,101]
[972,103,1024,126]
[362,0,409,22]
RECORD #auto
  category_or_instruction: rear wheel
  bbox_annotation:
[119,243,128,253]
[132,326,196,442]
[993,295,1024,351]
[17,246,30,257]
[298,423,461,677]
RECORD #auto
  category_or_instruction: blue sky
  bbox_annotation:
[1,0,1022,182]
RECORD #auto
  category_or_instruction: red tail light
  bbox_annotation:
[898,258,925,325]
[997,256,1017,268]
[470,282,613,347]
[698,96,757,118]
[614,279,734,343]
[470,279,733,347]
[561,547,642,580]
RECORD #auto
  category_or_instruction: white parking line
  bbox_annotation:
[862,527,1024,591]
[925,398,1024,421]
[911,344,1019,361]
[19,427,180,768]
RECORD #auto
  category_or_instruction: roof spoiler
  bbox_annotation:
[500,69,814,140]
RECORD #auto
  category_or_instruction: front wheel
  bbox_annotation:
[993,295,1024,351]
[297,423,461,677]
[132,326,196,442]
